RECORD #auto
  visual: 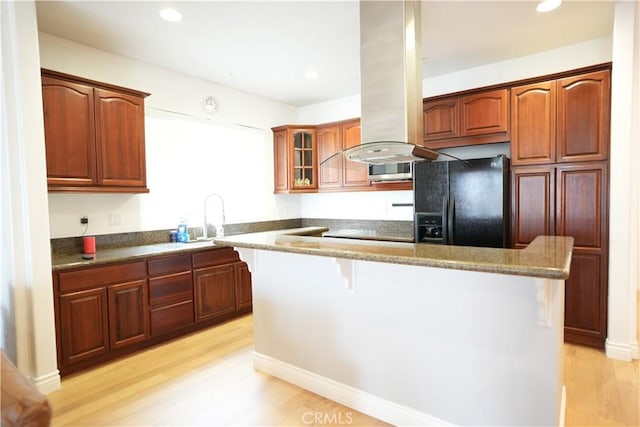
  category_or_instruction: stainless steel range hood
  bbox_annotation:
[342,0,439,164]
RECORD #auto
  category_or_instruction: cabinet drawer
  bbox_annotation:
[58,261,147,293]
[150,301,194,337]
[148,271,193,307]
[148,254,191,276]
[192,247,239,268]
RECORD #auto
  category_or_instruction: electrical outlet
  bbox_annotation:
[80,215,89,224]
[108,213,121,226]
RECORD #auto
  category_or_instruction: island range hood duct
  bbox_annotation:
[329,0,439,165]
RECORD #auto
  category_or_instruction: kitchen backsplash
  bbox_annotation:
[50,218,413,255]
[50,218,302,255]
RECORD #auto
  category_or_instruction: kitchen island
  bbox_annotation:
[214,231,573,426]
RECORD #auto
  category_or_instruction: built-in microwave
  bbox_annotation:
[367,161,412,182]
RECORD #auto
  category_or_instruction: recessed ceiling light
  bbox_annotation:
[536,0,562,13]
[305,70,319,80]
[159,8,182,22]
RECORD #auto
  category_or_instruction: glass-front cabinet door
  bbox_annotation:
[290,129,317,191]
[271,125,318,193]
[292,131,314,187]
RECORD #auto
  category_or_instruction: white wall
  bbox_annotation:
[1,1,59,392]
[40,33,301,238]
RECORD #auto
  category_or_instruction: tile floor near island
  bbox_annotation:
[49,295,639,426]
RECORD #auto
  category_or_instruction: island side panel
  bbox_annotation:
[240,248,565,426]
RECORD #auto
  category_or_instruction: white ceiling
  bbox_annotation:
[35,1,615,107]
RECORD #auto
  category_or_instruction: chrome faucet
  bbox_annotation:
[203,193,226,239]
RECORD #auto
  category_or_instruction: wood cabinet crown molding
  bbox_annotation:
[41,69,150,98]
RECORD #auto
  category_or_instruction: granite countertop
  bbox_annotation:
[51,240,216,271]
[322,228,414,243]
[51,227,330,271]
[214,231,574,280]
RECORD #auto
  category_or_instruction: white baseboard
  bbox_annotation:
[605,339,637,361]
[559,385,566,427]
[631,342,639,359]
[34,370,60,394]
[253,351,456,426]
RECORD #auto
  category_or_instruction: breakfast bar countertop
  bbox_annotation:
[214,231,574,280]
[322,228,414,243]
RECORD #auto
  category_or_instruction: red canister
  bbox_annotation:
[83,236,96,254]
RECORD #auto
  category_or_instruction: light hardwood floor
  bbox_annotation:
[49,295,639,426]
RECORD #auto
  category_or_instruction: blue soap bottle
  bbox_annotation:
[177,220,189,242]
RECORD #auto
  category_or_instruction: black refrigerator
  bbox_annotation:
[413,155,510,248]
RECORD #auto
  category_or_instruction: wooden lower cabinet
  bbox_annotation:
[58,288,109,366]
[556,163,608,347]
[148,254,194,337]
[235,262,253,311]
[511,165,555,248]
[511,161,608,348]
[564,250,607,347]
[192,247,253,321]
[53,247,251,375]
[194,264,237,321]
[107,279,149,349]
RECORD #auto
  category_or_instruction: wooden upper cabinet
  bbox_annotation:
[423,97,459,141]
[459,89,509,137]
[317,119,369,191]
[511,81,556,165]
[423,89,509,148]
[342,119,369,188]
[272,125,317,193]
[42,77,97,186]
[511,69,610,166]
[41,69,150,193]
[291,129,317,190]
[273,128,289,193]
[317,124,343,189]
[556,70,610,163]
[95,89,147,188]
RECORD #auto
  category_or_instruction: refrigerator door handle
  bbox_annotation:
[447,196,455,244]
[441,196,448,245]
